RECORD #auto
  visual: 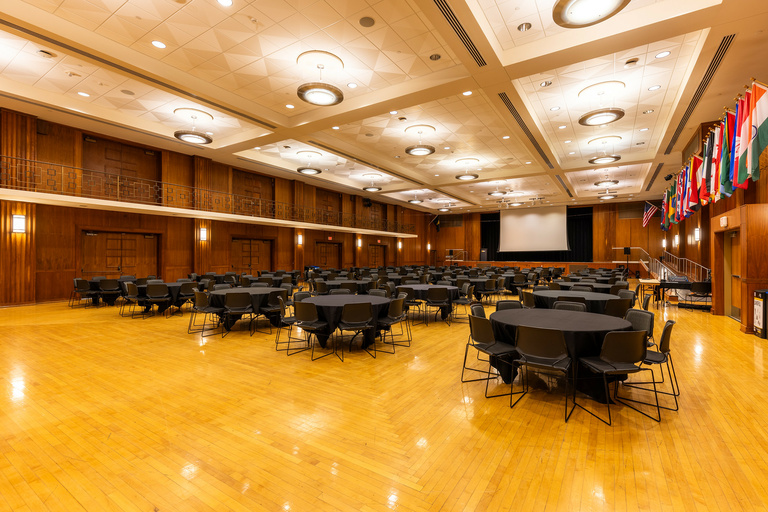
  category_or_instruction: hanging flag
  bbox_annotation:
[661,190,669,231]
[720,111,734,198]
[712,125,722,201]
[643,201,658,228]
[689,155,702,211]
[751,82,768,181]
[735,91,752,189]
[700,133,712,205]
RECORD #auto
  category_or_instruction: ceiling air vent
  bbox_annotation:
[433,0,486,67]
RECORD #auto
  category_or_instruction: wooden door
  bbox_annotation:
[231,239,272,274]
[368,244,385,268]
[731,231,741,319]
[315,242,341,269]
[81,232,157,278]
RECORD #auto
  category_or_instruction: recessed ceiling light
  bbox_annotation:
[254,147,261,150]
[589,155,621,165]
[297,167,322,175]
[550,106,561,111]
[540,80,552,88]
[286,104,294,109]
[332,126,339,130]
[639,128,649,132]
[579,108,625,126]
[429,53,442,61]
[434,174,440,177]
[297,82,343,106]
[517,22,532,31]
[568,151,576,155]
[347,82,357,88]
[558,125,567,129]
[151,40,166,49]
[217,0,232,5]
[643,109,655,114]
[564,140,572,144]
[502,135,510,139]
[553,0,630,28]
[462,91,472,96]
[405,144,436,156]
[525,161,532,164]
[444,146,450,150]
[77,91,90,97]
[390,110,398,115]
[624,57,639,68]
[359,16,375,28]
[655,51,671,59]
[174,130,212,144]
[363,185,381,192]
[648,85,661,91]
[37,49,56,59]
[456,173,478,181]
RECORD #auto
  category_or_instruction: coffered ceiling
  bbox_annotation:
[1,0,767,213]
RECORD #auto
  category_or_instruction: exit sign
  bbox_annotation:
[327,236,333,241]
[377,239,381,243]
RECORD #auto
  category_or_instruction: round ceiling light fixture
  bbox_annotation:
[455,157,480,165]
[174,108,214,121]
[404,124,436,135]
[405,144,435,156]
[599,189,617,200]
[297,82,343,106]
[456,173,478,181]
[588,135,622,146]
[174,130,212,144]
[595,178,619,187]
[363,185,382,192]
[408,198,423,204]
[296,51,344,106]
[589,154,621,165]
[552,0,630,28]
[488,190,505,197]
[438,207,450,212]
[579,107,625,126]
[297,167,322,175]
[508,201,523,206]
[578,80,625,99]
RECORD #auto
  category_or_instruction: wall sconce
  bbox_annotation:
[662,239,666,249]
[11,215,26,233]
[397,240,402,250]
[674,234,679,246]
[357,238,362,248]
[297,234,303,246]
[199,227,207,241]
[427,243,431,251]
[694,228,701,242]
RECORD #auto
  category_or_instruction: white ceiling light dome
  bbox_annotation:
[296,51,345,106]
[553,0,631,28]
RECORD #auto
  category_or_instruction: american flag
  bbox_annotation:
[642,201,659,227]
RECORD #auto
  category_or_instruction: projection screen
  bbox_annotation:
[499,206,569,252]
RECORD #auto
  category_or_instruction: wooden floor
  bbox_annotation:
[1,290,767,511]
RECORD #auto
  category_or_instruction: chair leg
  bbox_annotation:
[484,359,512,398]
[509,364,528,408]
[573,366,613,426]
[613,368,661,421]
[461,343,495,383]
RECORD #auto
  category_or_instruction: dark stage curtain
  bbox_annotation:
[481,207,593,262]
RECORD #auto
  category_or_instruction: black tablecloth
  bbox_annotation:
[490,309,632,401]
[209,287,284,328]
[137,283,183,302]
[567,275,611,284]
[324,280,370,294]
[554,281,614,293]
[402,284,458,319]
[304,295,390,348]
[533,290,621,314]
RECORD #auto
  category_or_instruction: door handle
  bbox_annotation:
[732,275,741,278]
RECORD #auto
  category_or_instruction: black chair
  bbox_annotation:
[478,279,497,304]
[97,278,121,307]
[294,301,333,360]
[275,296,300,353]
[145,283,172,318]
[625,309,655,346]
[329,288,351,295]
[120,282,144,318]
[603,298,632,318]
[221,292,255,337]
[177,282,198,312]
[314,281,330,296]
[621,320,679,411]
[341,282,358,294]
[575,330,660,425]
[398,286,423,324]
[511,325,575,422]
[378,297,408,351]
[642,294,651,311]
[293,291,311,303]
[188,291,223,336]
[571,284,593,292]
[461,315,516,397]
[336,302,375,360]
[496,300,522,311]
[368,289,387,297]
[470,303,485,318]
[521,290,536,309]
[425,287,451,325]
[257,290,288,334]
[70,278,97,308]
[618,289,636,308]
[553,301,586,312]
[548,282,562,290]
[452,284,475,321]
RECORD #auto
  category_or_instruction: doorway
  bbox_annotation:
[368,244,386,268]
[81,231,158,278]
[231,239,272,274]
[723,229,741,321]
[315,242,341,269]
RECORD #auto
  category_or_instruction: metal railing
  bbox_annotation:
[649,258,679,280]
[611,246,652,271]
[0,155,415,234]
[662,251,710,282]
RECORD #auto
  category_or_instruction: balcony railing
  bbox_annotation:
[662,251,710,282]
[0,156,415,234]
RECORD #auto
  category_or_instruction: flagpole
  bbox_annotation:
[751,77,768,88]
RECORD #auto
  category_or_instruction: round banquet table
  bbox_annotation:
[209,287,284,329]
[532,290,621,314]
[566,275,612,284]
[304,295,391,348]
[136,282,184,312]
[446,277,490,299]
[553,281,614,293]
[489,309,632,401]
[400,284,458,319]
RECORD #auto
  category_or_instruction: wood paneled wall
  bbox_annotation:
[1,201,36,304]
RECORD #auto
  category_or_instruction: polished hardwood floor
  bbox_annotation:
[0,290,767,511]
